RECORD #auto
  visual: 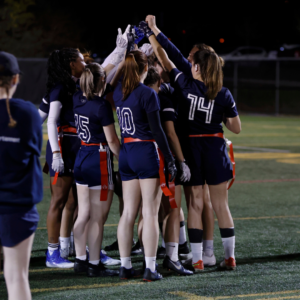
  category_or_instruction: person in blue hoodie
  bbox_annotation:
[0,51,43,300]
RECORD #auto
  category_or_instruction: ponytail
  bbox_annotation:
[193,50,223,100]
[80,63,106,100]
[0,76,17,128]
[122,50,148,100]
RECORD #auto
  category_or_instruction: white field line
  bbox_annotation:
[233,146,289,153]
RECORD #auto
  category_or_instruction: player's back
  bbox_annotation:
[0,98,43,213]
[113,81,160,140]
[73,90,115,144]
[170,69,238,135]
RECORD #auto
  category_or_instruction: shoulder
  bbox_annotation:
[217,87,233,100]
[138,84,157,97]
[10,98,40,124]
[49,83,67,101]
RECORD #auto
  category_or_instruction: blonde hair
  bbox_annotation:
[0,76,17,127]
[80,63,106,100]
[193,50,223,100]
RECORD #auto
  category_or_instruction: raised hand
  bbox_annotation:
[145,15,156,29]
[138,21,154,39]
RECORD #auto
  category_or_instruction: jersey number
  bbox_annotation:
[116,107,135,135]
[188,94,215,124]
[75,114,91,143]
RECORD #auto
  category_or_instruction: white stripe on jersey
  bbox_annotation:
[163,83,170,91]
[232,102,236,108]
[42,98,48,104]
[174,72,183,82]
[163,108,175,112]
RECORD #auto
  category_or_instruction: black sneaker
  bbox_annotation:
[131,240,143,255]
[179,242,192,260]
[104,240,119,251]
[119,267,141,279]
[156,246,166,259]
[74,258,89,273]
[163,256,193,276]
[143,268,163,282]
[87,262,119,277]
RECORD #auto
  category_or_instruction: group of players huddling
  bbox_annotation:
[0,14,241,299]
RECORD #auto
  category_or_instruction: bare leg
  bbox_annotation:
[88,190,113,261]
[118,180,141,258]
[47,176,73,244]
[140,178,162,258]
[73,184,90,257]
[3,233,35,300]
[202,184,214,240]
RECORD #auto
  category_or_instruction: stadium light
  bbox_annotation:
[219,38,225,43]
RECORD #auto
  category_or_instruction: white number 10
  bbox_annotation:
[188,94,215,124]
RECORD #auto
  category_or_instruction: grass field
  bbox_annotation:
[1,115,300,300]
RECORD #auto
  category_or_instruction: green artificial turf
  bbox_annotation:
[1,115,300,300]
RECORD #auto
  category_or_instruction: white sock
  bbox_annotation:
[89,259,100,265]
[203,240,214,256]
[48,242,59,254]
[165,242,178,262]
[59,237,70,249]
[76,255,86,261]
[145,256,156,272]
[161,238,165,248]
[190,242,203,264]
[120,257,132,269]
[179,223,187,245]
[222,236,235,259]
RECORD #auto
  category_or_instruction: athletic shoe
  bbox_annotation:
[131,240,143,255]
[46,249,74,268]
[104,240,119,251]
[178,242,193,260]
[220,257,236,270]
[119,267,141,279]
[100,250,121,266]
[156,246,166,259]
[203,252,216,266]
[87,262,119,277]
[143,268,163,282]
[163,256,193,276]
[60,247,69,259]
[74,258,89,273]
[192,260,204,272]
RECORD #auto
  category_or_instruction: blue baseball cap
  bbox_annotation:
[0,51,21,76]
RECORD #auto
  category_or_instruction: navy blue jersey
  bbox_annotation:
[158,83,176,123]
[0,98,43,214]
[113,82,160,140]
[46,83,76,128]
[170,68,238,134]
[73,90,115,144]
[39,97,49,114]
[157,32,192,77]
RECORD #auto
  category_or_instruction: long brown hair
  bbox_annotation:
[80,63,106,100]
[194,43,224,67]
[193,50,223,100]
[122,50,148,100]
[0,75,17,127]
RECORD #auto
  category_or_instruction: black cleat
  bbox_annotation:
[87,262,119,277]
[104,240,119,251]
[156,246,166,259]
[143,268,163,282]
[74,258,89,273]
[179,241,190,255]
[163,256,193,276]
[131,240,143,255]
[119,267,141,279]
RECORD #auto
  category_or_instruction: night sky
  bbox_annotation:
[0,0,299,58]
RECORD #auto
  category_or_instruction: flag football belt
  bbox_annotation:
[188,133,235,190]
[52,125,77,186]
[80,141,109,202]
[124,137,177,209]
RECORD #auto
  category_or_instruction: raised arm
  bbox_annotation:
[140,15,192,76]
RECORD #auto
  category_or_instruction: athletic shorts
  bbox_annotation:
[74,145,114,190]
[0,205,39,247]
[182,136,233,186]
[46,134,81,177]
[119,142,160,181]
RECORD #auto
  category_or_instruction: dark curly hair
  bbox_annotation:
[46,48,80,95]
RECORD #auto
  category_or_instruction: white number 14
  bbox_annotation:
[188,94,215,124]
